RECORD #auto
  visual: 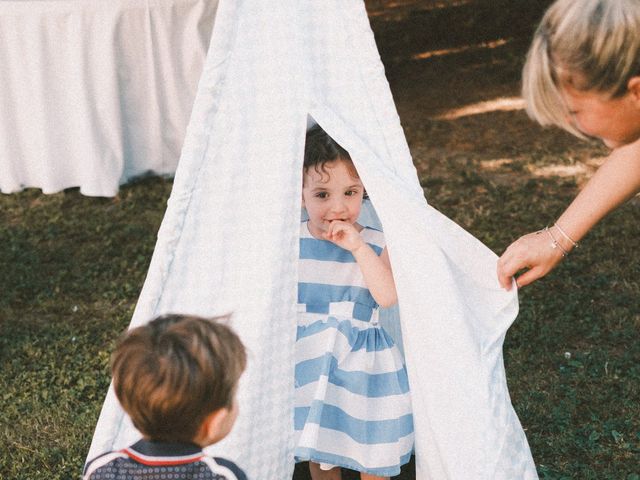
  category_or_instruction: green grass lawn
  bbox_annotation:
[1,168,638,479]
[4,2,638,479]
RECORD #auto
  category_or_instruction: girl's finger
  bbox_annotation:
[328,221,342,234]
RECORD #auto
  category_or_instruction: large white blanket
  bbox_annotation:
[88,1,538,478]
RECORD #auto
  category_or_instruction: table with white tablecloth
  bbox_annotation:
[0,0,217,197]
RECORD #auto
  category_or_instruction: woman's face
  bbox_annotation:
[561,80,640,149]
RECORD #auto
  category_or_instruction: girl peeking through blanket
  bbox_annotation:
[498,0,640,288]
[294,125,414,480]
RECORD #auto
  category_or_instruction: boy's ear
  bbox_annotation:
[628,76,640,103]
[200,407,230,443]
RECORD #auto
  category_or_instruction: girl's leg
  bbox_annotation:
[309,462,342,480]
[360,474,389,480]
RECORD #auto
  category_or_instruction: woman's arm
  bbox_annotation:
[497,138,640,289]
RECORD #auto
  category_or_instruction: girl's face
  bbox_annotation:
[302,160,364,239]
[562,81,640,149]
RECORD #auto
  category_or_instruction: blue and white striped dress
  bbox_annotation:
[295,221,414,477]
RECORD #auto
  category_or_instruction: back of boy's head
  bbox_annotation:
[111,314,246,443]
[304,125,358,181]
[523,0,640,136]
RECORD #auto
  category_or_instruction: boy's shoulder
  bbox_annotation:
[82,450,128,479]
[208,456,248,480]
[83,440,248,480]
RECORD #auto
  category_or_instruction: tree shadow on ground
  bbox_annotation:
[365,0,609,223]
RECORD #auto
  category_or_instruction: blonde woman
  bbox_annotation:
[498,0,640,289]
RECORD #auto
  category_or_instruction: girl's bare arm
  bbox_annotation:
[351,245,397,308]
[324,221,398,307]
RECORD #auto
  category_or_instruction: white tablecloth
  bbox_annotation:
[0,0,217,197]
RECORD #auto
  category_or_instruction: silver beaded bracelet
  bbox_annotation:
[544,226,569,257]
[554,223,579,249]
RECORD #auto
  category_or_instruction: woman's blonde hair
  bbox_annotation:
[523,0,640,137]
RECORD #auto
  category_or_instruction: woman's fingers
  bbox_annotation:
[497,230,565,289]
[497,244,526,290]
[513,266,546,288]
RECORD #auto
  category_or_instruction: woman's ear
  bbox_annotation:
[628,76,640,104]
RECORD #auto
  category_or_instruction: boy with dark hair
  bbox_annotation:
[83,314,248,480]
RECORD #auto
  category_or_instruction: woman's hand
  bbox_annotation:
[497,228,567,290]
[498,126,640,291]
[323,221,365,252]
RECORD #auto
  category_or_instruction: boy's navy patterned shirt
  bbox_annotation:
[83,439,248,480]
